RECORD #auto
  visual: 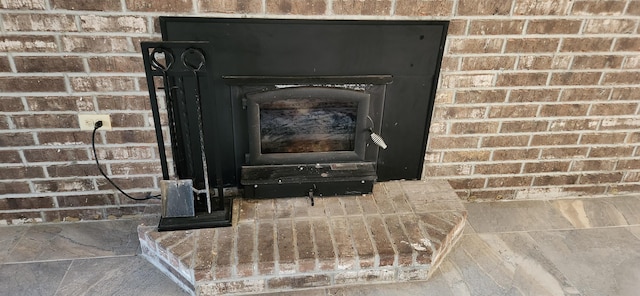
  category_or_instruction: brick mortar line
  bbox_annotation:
[3,30,638,41]
[1,67,633,78]
[15,183,161,192]
[230,216,240,277]
[0,11,455,21]
[1,162,161,168]
[431,115,640,122]
[425,159,640,166]
[0,91,150,96]
[442,50,638,58]
[430,174,640,180]
[623,0,633,15]
[23,160,185,170]
[307,214,321,275]
[0,73,147,77]
[430,133,638,139]
[0,204,158,214]
[0,180,161,189]
[3,110,154,115]
[439,85,639,91]
[441,69,640,75]
[0,85,636,96]
[0,30,161,37]
[322,212,341,274]
[0,72,148,77]
[6,52,144,57]
[207,227,219,281]
[445,34,640,39]
[272,215,282,275]
[0,127,160,133]
[291,218,301,277]
[0,144,159,150]
[438,84,640,91]
[450,183,637,192]
[2,9,640,20]
[427,177,639,184]
[425,155,640,162]
[436,101,640,107]
[0,91,149,96]
[426,170,640,177]
[439,119,637,125]
[0,126,158,132]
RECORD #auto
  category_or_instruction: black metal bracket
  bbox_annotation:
[141,41,232,230]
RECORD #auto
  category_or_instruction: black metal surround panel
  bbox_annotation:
[159,17,448,187]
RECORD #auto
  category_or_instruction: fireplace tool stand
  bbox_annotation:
[142,41,232,231]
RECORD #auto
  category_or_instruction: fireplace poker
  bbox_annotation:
[181,48,213,214]
[149,48,176,179]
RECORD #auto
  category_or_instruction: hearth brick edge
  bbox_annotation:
[138,180,467,295]
[1,0,640,222]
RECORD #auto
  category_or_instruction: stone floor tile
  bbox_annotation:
[529,227,640,296]
[7,220,140,263]
[477,232,580,295]
[243,288,327,296]
[551,198,628,228]
[456,235,517,291]
[613,256,640,296]
[434,260,472,296]
[628,226,640,240]
[0,260,71,296]
[327,276,454,296]
[462,223,476,235]
[465,200,574,233]
[0,225,28,263]
[607,195,640,225]
[55,256,188,296]
[444,236,513,296]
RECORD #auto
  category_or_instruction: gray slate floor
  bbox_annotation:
[2,195,640,295]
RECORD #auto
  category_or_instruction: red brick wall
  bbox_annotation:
[0,0,638,223]
[426,0,640,200]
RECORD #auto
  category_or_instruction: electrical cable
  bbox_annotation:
[92,121,160,201]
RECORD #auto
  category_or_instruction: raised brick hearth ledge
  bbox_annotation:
[138,180,467,295]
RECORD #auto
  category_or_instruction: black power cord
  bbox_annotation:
[92,121,160,201]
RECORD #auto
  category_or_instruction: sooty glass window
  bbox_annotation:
[259,99,358,154]
[246,86,370,165]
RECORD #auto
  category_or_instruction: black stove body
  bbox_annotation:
[142,18,448,230]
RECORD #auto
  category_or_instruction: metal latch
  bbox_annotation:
[308,184,317,206]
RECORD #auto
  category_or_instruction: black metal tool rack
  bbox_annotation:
[141,41,232,231]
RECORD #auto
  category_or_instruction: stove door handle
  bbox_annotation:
[370,131,388,150]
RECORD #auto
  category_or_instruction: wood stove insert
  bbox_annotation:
[225,75,390,199]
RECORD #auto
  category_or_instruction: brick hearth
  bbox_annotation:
[138,180,466,295]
